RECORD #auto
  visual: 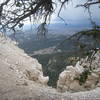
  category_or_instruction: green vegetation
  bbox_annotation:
[77,29,100,40]
[75,70,91,85]
[75,69,91,85]
[33,51,85,87]
[17,29,99,87]
[32,29,100,87]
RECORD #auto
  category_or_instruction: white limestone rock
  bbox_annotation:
[0,32,49,85]
[1,32,100,99]
[57,65,84,92]
[57,50,100,92]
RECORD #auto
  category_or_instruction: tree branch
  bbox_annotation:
[0,0,10,16]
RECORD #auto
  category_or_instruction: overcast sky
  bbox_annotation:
[51,0,100,25]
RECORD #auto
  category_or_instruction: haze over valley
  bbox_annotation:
[9,23,100,87]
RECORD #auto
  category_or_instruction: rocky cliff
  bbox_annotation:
[0,32,49,85]
[0,32,100,100]
[57,50,100,92]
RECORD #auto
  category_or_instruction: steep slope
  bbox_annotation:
[0,33,49,85]
[0,32,100,100]
[34,29,100,87]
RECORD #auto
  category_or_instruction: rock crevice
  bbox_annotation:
[0,32,100,100]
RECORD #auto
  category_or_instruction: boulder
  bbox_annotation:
[57,65,84,92]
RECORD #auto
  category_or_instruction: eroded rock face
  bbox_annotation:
[0,32,49,85]
[57,50,100,92]
[0,32,100,100]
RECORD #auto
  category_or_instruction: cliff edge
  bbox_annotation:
[0,33,100,100]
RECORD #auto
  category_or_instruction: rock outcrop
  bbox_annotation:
[0,32,100,100]
[57,50,100,92]
[0,32,49,86]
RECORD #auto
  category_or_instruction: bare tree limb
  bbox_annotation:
[0,0,10,16]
